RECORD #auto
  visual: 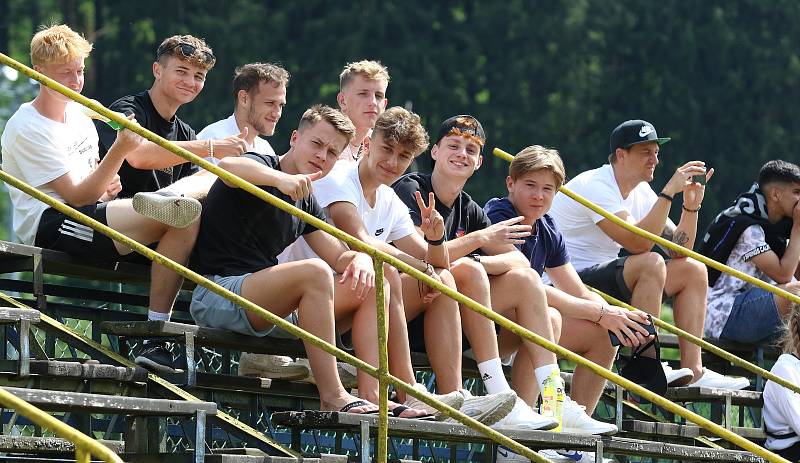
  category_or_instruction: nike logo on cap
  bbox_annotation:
[639,125,654,137]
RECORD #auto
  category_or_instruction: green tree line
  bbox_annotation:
[2,0,800,240]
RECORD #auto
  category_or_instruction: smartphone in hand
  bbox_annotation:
[609,319,657,347]
[691,173,707,185]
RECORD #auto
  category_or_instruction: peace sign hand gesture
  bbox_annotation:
[415,191,445,243]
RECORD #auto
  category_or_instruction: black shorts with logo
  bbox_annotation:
[34,203,124,261]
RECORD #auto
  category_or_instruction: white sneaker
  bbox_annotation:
[238,353,310,380]
[690,367,750,390]
[295,358,359,389]
[403,383,465,419]
[445,390,516,426]
[132,191,201,228]
[661,361,694,385]
[496,446,530,462]
[492,397,558,431]
[562,396,618,435]
[538,449,612,463]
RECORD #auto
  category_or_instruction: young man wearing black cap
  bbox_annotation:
[393,115,615,434]
[549,119,748,390]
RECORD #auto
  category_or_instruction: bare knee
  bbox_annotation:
[548,307,562,342]
[673,257,708,286]
[302,259,335,292]
[632,252,666,282]
[450,258,489,289]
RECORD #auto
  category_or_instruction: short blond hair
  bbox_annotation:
[373,107,429,157]
[30,24,92,67]
[510,145,566,188]
[298,104,356,146]
[339,60,390,90]
[156,35,215,70]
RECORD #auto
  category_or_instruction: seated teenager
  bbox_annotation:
[700,160,800,344]
[279,107,496,424]
[763,303,800,461]
[1,24,201,374]
[393,116,613,434]
[190,104,393,414]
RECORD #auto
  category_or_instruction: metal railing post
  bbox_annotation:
[375,260,389,463]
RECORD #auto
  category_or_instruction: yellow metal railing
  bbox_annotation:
[494,147,800,396]
[0,52,790,462]
[0,388,122,463]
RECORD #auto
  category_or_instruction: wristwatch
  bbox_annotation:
[468,253,481,263]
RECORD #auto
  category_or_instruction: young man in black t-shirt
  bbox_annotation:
[393,116,615,434]
[190,105,382,414]
[96,35,248,215]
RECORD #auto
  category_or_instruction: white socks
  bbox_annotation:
[478,357,512,394]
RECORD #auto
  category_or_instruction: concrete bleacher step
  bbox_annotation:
[666,386,763,406]
[622,419,766,441]
[272,411,765,462]
[0,435,123,454]
[124,454,422,462]
[28,359,148,383]
[1,386,216,416]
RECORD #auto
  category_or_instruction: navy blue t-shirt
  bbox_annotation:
[484,197,569,276]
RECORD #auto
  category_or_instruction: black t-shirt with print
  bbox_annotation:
[191,153,326,277]
[392,172,492,241]
[96,90,198,198]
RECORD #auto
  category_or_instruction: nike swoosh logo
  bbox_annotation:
[639,126,653,137]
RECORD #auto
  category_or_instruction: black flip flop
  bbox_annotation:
[390,405,436,421]
[339,400,378,414]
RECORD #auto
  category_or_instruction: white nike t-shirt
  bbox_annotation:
[549,164,657,271]
[278,161,416,263]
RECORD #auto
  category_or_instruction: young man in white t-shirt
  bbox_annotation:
[700,160,800,343]
[282,107,514,424]
[196,62,306,380]
[549,119,748,390]
[197,62,288,158]
[335,60,388,162]
[1,24,201,373]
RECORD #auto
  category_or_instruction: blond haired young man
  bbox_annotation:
[190,104,383,415]
[336,60,389,162]
[1,24,200,372]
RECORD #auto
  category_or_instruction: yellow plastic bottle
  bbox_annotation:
[541,370,565,432]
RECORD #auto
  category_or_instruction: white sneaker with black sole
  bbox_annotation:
[132,191,202,229]
[496,445,530,462]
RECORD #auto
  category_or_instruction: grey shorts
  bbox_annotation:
[190,274,274,337]
[190,274,301,338]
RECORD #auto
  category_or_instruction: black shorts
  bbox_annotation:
[407,312,427,353]
[34,204,124,261]
[577,256,633,303]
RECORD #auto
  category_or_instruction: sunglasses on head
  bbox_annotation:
[156,42,216,66]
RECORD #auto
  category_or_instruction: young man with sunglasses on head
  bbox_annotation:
[95,35,248,216]
[393,116,615,434]
[2,24,202,374]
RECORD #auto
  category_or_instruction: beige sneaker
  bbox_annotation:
[296,358,359,389]
[403,383,465,420]
[238,353,310,380]
[132,191,201,229]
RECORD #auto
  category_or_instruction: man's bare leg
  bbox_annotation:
[384,265,417,402]
[622,252,666,316]
[489,267,556,368]
[665,258,706,378]
[558,317,616,412]
[105,199,198,314]
[449,258,499,362]
[498,307,562,406]
[401,270,463,393]
[241,259,375,413]
[160,170,217,201]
